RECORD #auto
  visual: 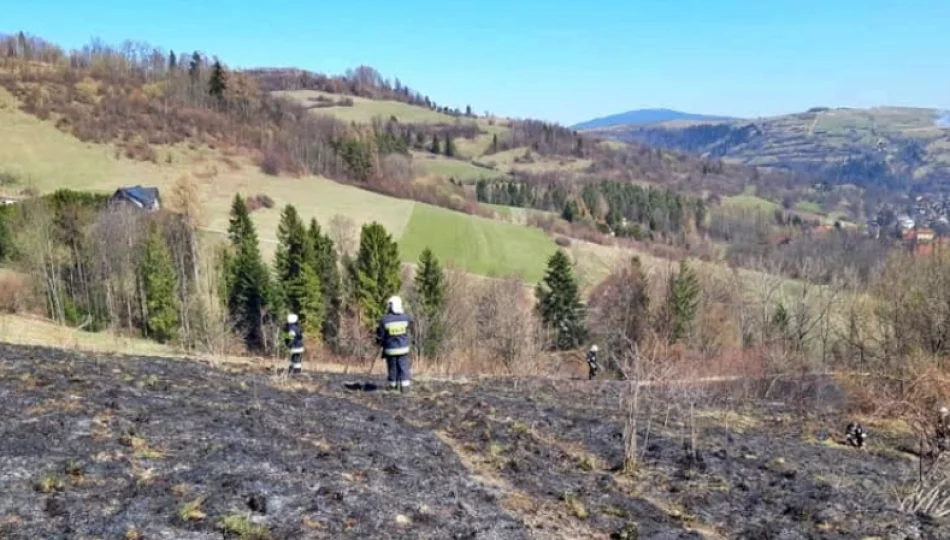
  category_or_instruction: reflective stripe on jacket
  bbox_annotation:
[285,322,304,353]
[377,311,412,356]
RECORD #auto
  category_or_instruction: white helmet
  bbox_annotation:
[387,296,404,315]
[287,313,298,324]
[589,344,599,352]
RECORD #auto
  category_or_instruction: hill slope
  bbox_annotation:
[591,106,950,193]
[0,86,556,282]
[572,108,737,130]
[0,344,940,539]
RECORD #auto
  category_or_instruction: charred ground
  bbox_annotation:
[0,344,945,539]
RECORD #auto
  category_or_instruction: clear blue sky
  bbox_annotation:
[4,0,949,125]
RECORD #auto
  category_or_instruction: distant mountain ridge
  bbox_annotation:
[572,108,738,130]
[584,106,950,193]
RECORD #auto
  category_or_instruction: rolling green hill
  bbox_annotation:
[0,86,559,282]
[585,106,950,193]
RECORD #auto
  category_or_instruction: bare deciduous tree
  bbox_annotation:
[328,214,356,258]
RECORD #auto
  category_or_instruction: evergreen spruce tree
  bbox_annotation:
[208,58,227,102]
[353,222,402,324]
[443,134,456,157]
[274,205,324,337]
[225,194,273,351]
[490,133,499,153]
[308,218,342,348]
[138,222,180,343]
[429,134,441,154]
[168,50,177,71]
[536,250,587,350]
[188,51,201,84]
[666,260,700,344]
[412,247,446,357]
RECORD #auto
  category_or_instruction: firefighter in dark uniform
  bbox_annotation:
[376,296,413,392]
[845,422,867,448]
[935,407,950,452]
[284,313,304,376]
[587,344,600,380]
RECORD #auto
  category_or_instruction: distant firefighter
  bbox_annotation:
[284,313,304,376]
[935,407,950,451]
[586,345,600,380]
[845,422,867,448]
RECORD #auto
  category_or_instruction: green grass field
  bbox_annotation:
[722,194,779,212]
[273,90,467,125]
[412,152,507,183]
[398,204,558,282]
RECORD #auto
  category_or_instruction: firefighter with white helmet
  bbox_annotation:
[375,296,414,392]
[587,344,600,380]
[284,313,304,376]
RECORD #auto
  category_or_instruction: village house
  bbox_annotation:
[109,185,161,212]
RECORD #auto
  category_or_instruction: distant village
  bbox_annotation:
[866,193,950,255]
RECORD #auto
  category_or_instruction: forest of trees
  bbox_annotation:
[476,178,705,240]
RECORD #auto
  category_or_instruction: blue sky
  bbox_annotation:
[4,0,949,125]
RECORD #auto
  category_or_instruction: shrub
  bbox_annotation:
[246,194,275,212]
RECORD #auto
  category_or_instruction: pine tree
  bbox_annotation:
[168,50,177,71]
[208,58,227,102]
[353,222,402,324]
[429,134,440,154]
[412,247,446,357]
[275,205,324,337]
[666,260,700,344]
[188,51,201,83]
[225,194,273,351]
[490,133,499,153]
[308,218,342,348]
[138,222,179,343]
[465,105,472,117]
[536,250,587,351]
[443,134,456,157]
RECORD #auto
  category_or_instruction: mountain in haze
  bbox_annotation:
[572,108,738,131]
[586,106,950,193]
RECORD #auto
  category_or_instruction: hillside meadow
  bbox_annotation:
[0,87,561,282]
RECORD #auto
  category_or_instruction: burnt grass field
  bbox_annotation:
[0,343,947,539]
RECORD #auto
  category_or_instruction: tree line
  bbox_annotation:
[476,178,706,241]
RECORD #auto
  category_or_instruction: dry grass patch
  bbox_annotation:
[118,433,166,459]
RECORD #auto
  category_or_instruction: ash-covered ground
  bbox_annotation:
[0,344,946,539]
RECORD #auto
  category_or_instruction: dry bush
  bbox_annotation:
[259,150,285,176]
[167,176,207,228]
[900,452,950,519]
[474,276,543,376]
[245,194,275,212]
[434,268,543,376]
[587,256,651,377]
[121,141,158,163]
[0,271,34,313]
[380,153,412,184]
[328,214,356,257]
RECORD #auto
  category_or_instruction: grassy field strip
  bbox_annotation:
[273,89,467,125]
[397,204,558,283]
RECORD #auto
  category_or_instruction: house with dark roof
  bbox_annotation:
[109,185,161,212]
